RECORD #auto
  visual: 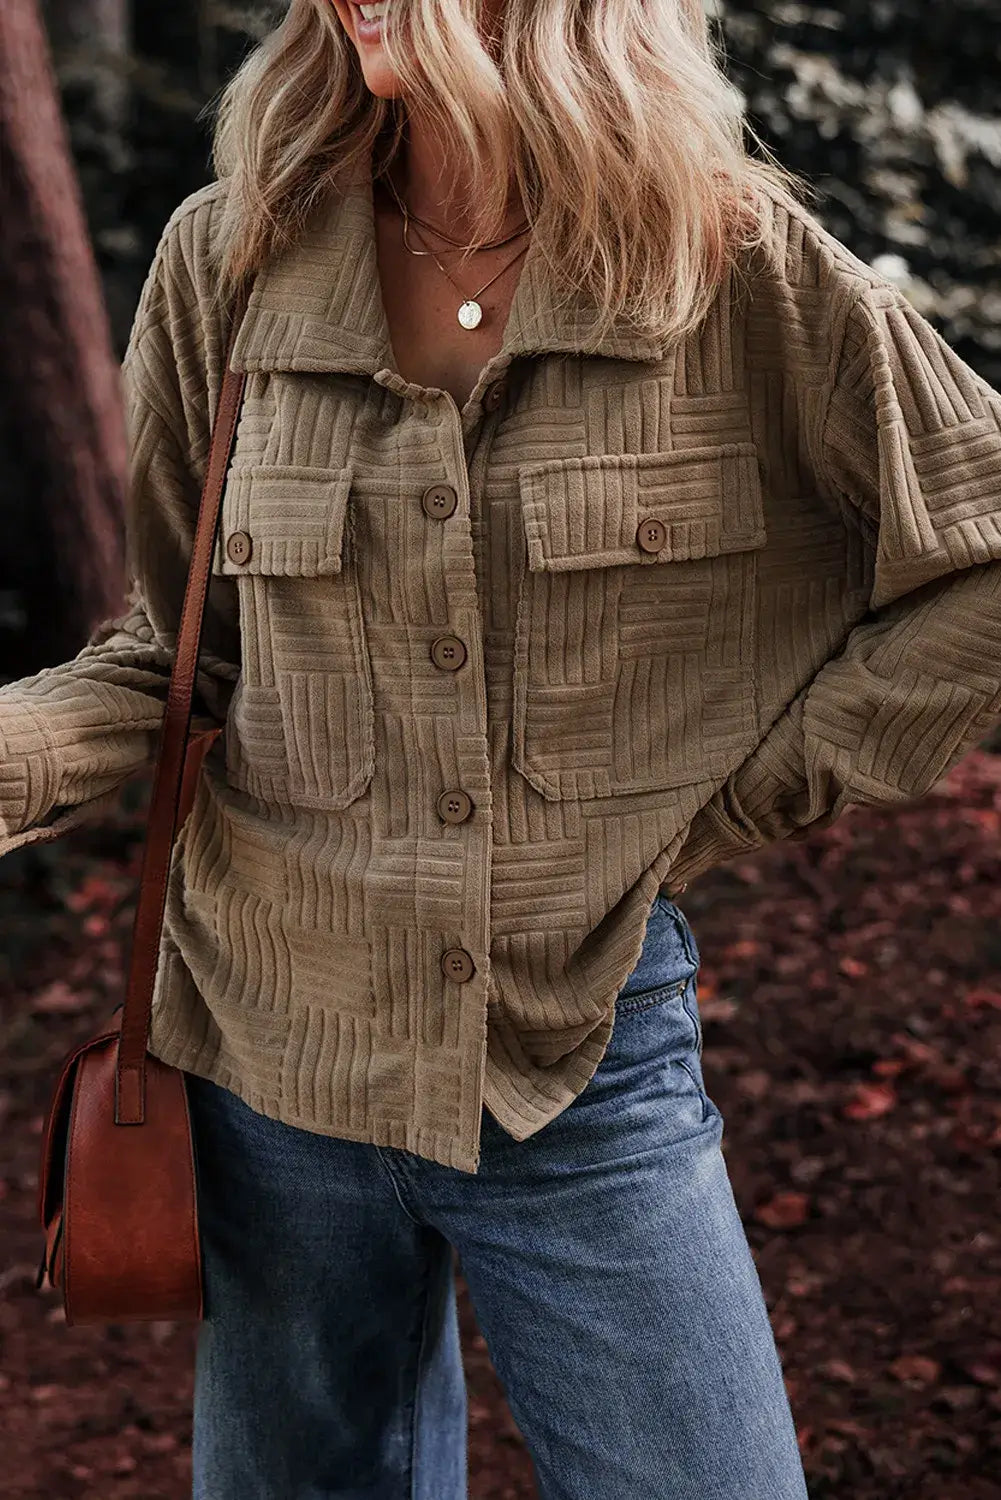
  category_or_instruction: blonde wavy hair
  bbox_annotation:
[209,0,816,349]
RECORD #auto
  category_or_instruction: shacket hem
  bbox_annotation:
[147,1027,485,1176]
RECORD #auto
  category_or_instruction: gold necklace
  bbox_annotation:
[379,171,531,331]
[407,218,530,330]
[377,167,531,251]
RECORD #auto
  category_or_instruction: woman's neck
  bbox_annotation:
[388,111,526,243]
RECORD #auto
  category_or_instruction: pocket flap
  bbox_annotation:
[518,444,765,572]
[212,464,354,577]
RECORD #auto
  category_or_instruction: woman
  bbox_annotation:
[4,1,1001,1495]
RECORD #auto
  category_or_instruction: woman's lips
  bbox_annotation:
[350,2,387,43]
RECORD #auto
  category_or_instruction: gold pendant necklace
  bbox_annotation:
[379,170,531,331]
[408,218,530,329]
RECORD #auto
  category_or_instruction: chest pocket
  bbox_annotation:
[211,463,375,810]
[512,443,766,801]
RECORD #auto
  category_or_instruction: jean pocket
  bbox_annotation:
[607,976,705,1110]
[614,976,687,1016]
[615,896,700,1005]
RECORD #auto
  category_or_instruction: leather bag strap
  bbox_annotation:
[115,281,251,1123]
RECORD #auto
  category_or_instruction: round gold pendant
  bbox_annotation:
[457,300,483,330]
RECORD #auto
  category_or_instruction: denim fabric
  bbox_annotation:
[184,897,808,1500]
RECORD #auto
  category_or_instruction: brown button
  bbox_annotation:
[226,531,253,565]
[636,517,667,554]
[483,378,507,412]
[441,947,475,983]
[437,789,473,824]
[421,483,458,520]
[430,635,467,671]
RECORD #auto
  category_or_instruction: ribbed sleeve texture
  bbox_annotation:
[664,280,1001,893]
[0,188,240,857]
[1,161,999,1173]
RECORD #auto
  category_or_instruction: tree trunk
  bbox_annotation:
[0,0,127,679]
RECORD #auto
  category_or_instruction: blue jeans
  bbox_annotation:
[184,896,809,1499]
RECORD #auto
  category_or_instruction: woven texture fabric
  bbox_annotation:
[2,151,1001,1172]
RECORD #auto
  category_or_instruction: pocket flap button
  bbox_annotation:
[226,531,253,565]
[636,517,666,554]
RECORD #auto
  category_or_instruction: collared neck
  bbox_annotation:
[229,143,666,377]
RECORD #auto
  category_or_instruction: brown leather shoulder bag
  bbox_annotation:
[35,282,250,1326]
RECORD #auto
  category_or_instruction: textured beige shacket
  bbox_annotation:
[2,151,1001,1172]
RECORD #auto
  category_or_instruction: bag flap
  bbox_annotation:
[37,1028,119,1229]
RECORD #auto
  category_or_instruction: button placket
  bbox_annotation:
[421,483,458,520]
[483,377,507,413]
[420,399,493,1040]
[441,947,476,983]
[430,635,467,671]
[459,352,516,446]
[437,789,473,824]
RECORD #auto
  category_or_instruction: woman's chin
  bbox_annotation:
[357,55,407,99]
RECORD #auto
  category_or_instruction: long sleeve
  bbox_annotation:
[665,278,1001,892]
[0,199,240,859]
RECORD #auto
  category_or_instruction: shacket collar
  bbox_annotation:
[228,146,666,377]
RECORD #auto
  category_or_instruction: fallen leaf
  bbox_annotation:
[754,1191,810,1229]
[941,1275,979,1294]
[826,1416,872,1439]
[931,1385,981,1411]
[889,1354,941,1385]
[63,874,124,914]
[871,1058,907,1078]
[737,1069,771,1101]
[30,981,92,1015]
[960,1360,1001,1387]
[728,939,760,959]
[963,988,1001,1011]
[142,1432,179,1454]
[772,1311,797,1340]
[698,997,739,1023]
[843,1081,897,1120]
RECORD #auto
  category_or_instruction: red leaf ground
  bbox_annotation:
[2,753,1001,1497]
